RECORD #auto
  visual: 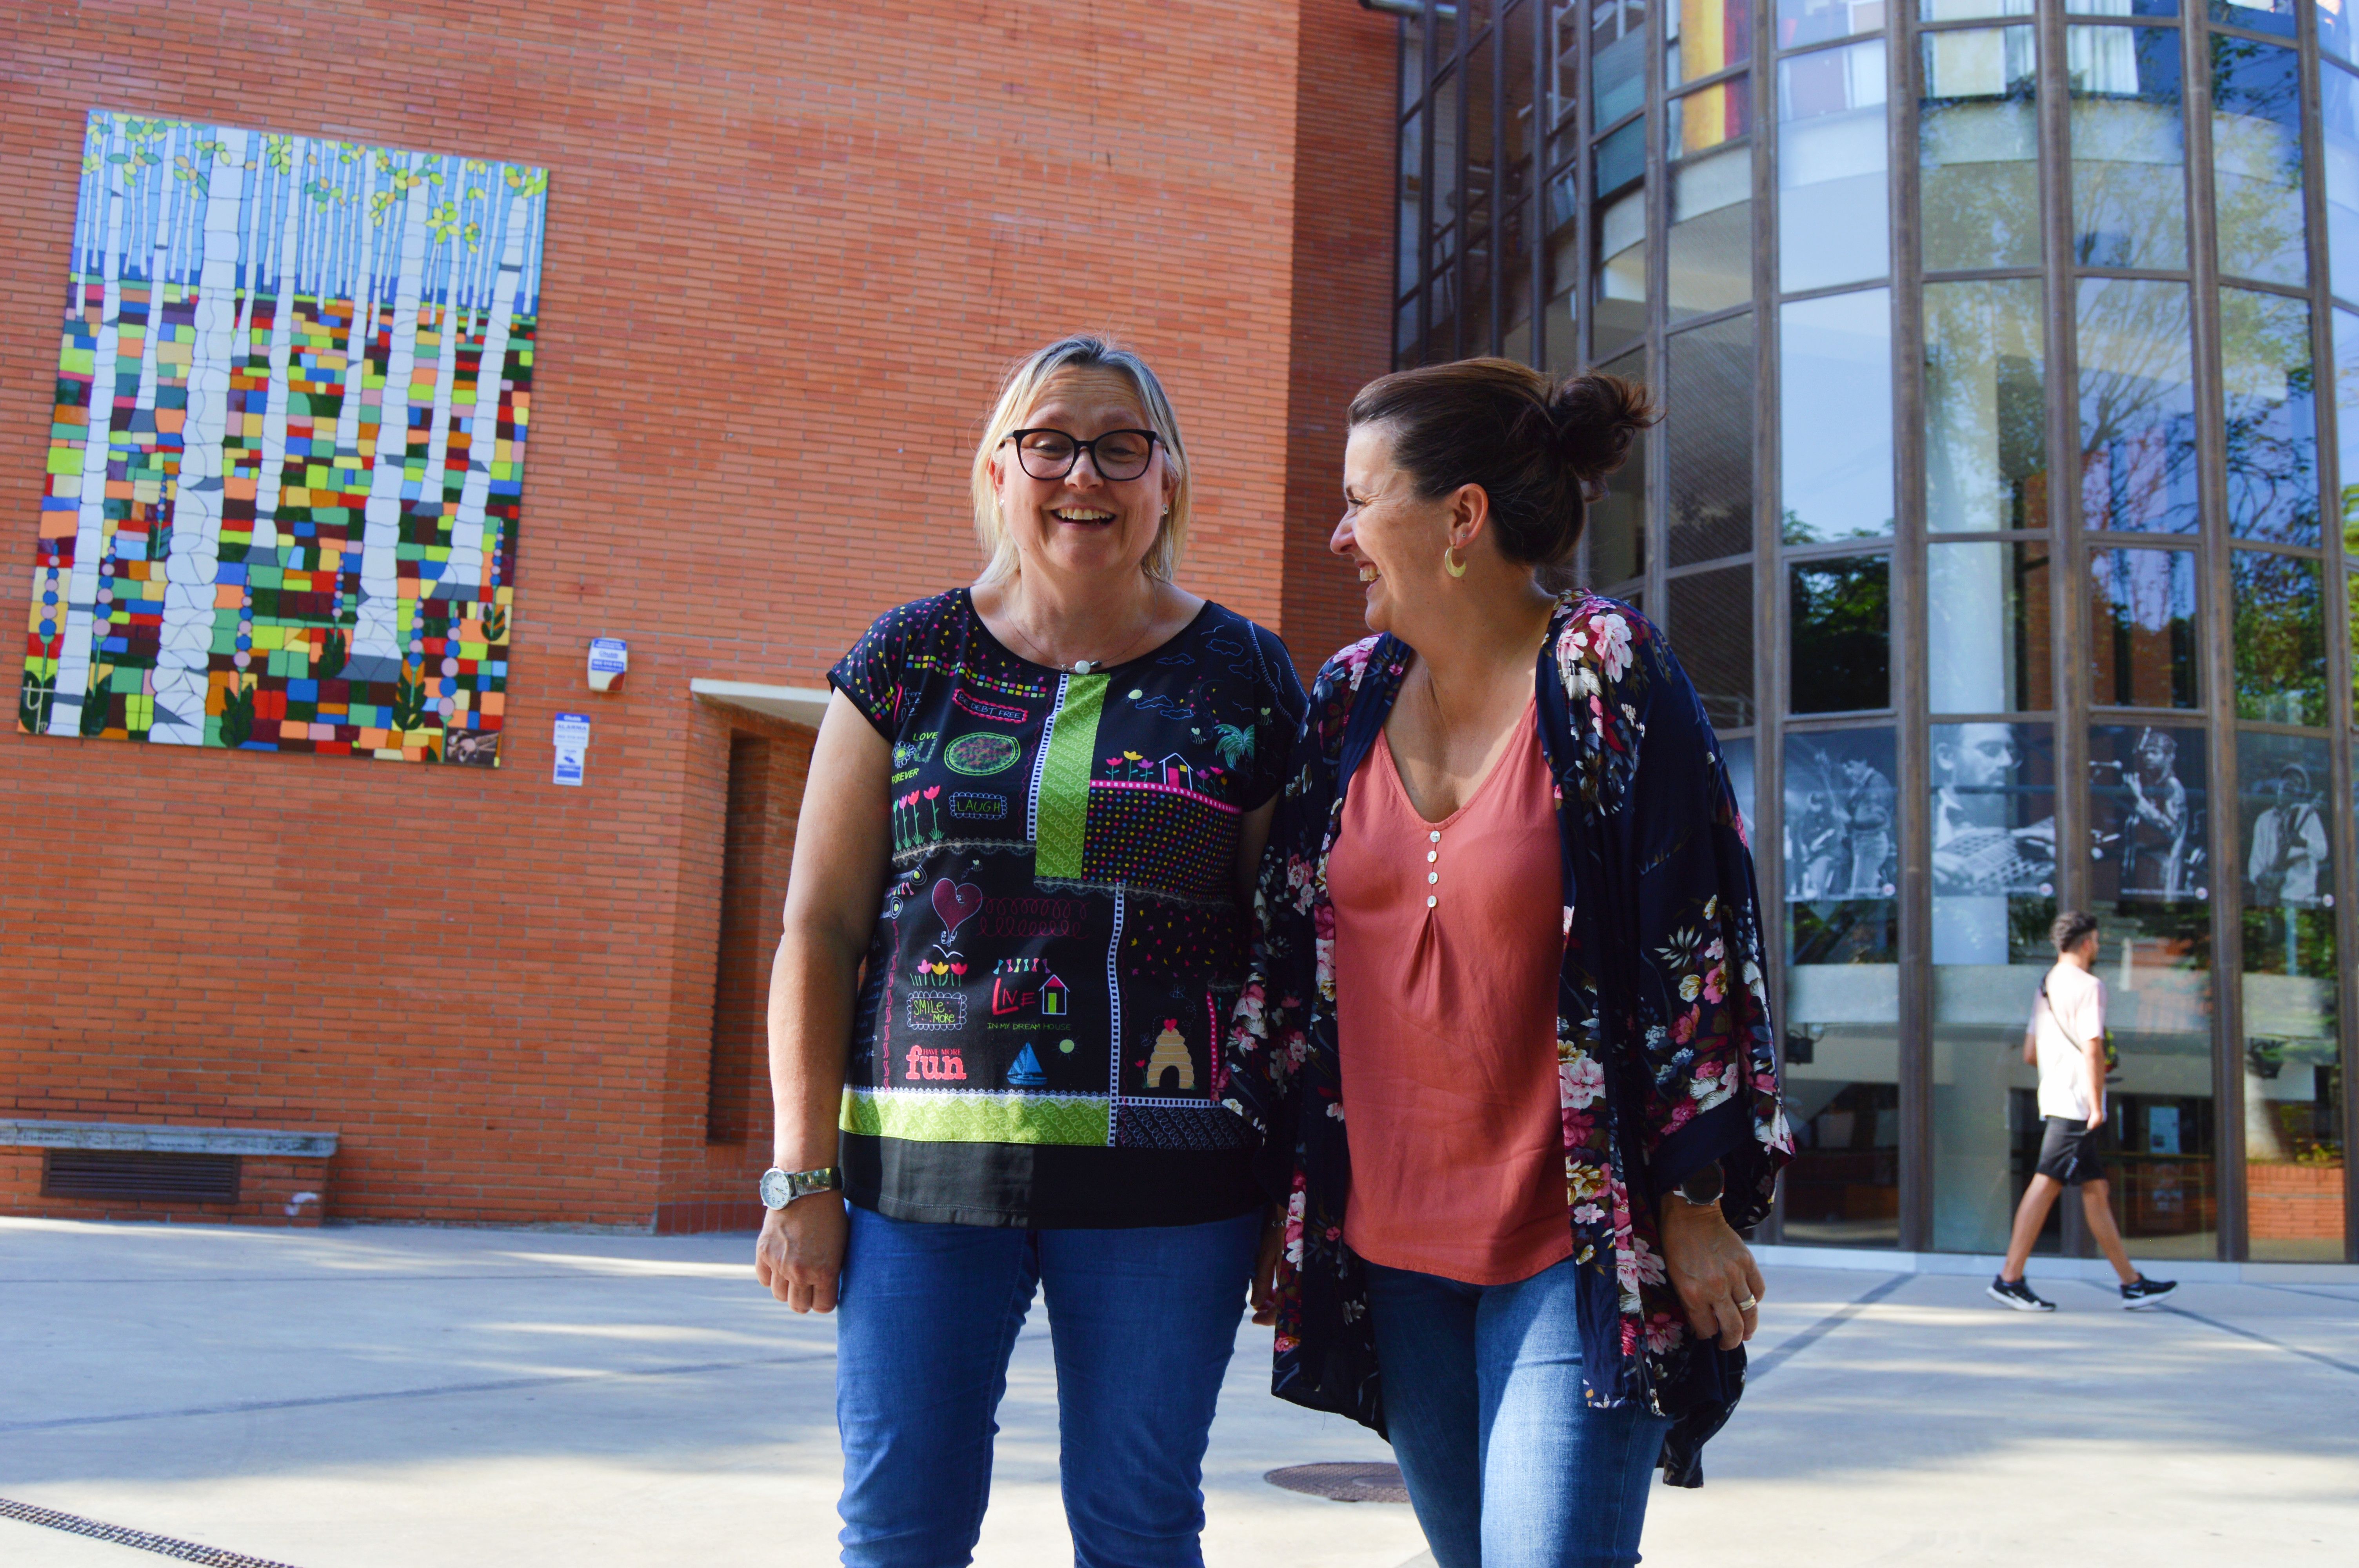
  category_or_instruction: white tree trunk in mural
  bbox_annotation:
[230,148,264,361]
[352,162,430,662]
[153,129,251,745]
[49,120,130,734]
[131,131,177,426]
[419,190,466,519]
[251,135,311,555]
[440,194,525,597]
[332,158,383,464]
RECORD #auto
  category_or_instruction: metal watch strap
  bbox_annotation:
[760,1165,841,1209]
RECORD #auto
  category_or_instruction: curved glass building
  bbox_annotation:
[1385,0,2354,1261]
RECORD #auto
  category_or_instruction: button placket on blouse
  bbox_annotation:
[1425,827,1439,909]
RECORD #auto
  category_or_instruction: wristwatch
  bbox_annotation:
[1670,1160,1725,1209]
[759,1165,842,1210]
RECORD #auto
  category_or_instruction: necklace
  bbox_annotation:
[1000,605,1155,675]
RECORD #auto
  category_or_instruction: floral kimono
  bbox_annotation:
[1221,593,1793,1487]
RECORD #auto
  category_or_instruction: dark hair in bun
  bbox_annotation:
[1347,357,1661,573]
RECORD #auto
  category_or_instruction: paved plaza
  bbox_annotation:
[0,1218,2352,1566]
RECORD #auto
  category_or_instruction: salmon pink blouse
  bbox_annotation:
[1328,703,1572,1286]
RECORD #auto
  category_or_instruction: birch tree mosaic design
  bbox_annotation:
[19,112,549,764]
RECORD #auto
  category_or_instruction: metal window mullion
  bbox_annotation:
[1892,0,1932,1254]
[1491,17,1507,356]
[1534,0,1554,372]
[2297,0,2359,1265]
[1753,0,1787,1245]
[1456,30,1476,360]
[2184,13,2249,1263]
[1420,2,1443,360]
[1578,1,1599,369]
[1645,0,1668,620]
[2043,0,2088,924]
[2042,0,2094,1262]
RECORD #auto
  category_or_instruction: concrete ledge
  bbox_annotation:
[1750,1241,2359,1285]
[689,679,831,729]
[0,1120,338,1158]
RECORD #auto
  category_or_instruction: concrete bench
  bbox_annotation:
[0,1119,338,1225]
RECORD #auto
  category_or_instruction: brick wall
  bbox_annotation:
[0,0,1389,1225]
[1280,0,1399,679]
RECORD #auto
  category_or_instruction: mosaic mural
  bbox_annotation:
[18,111,549,764]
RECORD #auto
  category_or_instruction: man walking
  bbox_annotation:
[1989,911,2179,1312]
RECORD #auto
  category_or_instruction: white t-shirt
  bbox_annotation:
[2030,962,2105,1122]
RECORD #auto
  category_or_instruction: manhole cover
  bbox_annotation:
[1264,1461,1409,1503]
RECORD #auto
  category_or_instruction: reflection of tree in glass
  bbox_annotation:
[2209,33,2307,289]
[1924,281,2047,532]
[2090,548,2199,708]
[2067,25,2187,269]
[2218,288,2318,546]
[2230,551,2326,725]
[2077,278,2200,534]
[1920,28,2040,270]
[1788,555,1889,711]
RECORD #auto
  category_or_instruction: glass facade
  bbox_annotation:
[1386,0,2356,1261]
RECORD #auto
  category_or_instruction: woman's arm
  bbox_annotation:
[1570,607,1787,1347]
[754,691,893,1314]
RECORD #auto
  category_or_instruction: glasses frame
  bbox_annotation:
[1003,426,1163,482]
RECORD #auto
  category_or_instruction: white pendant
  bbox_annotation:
[1071,659,1095,674]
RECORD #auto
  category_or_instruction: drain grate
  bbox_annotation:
[1264,1461,1410,1503]
[0,1495,303,1566]
[42,1150,240,1202]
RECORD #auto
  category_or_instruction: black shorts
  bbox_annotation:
[2035,1116,2106,1185]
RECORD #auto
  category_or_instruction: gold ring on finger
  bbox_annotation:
[1736,1295,1758,1312]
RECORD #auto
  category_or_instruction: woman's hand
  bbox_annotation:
[1657,1197,1766,1350]
[1249,1205,1286,1325]
[754,1196,849,1314]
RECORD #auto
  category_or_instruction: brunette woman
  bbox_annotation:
[1225,359,1792,1568]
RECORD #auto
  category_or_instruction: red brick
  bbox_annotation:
[0,0,1387,1227]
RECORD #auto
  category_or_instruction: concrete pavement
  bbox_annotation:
[1,1218,2353,1566]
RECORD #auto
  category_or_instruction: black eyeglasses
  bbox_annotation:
[1004,427,1160,482]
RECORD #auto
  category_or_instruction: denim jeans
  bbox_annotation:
[1368,1255,1671,1568]
[834,1202,1260,1568]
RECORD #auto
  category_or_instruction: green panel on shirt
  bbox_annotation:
[841,1087,1112,1145]
[1033,671,1106,878]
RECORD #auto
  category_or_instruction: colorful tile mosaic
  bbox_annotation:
[18,111,549,764]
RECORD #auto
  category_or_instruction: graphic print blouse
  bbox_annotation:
[1222,594,1794,1486]
[828,588,1307,1228]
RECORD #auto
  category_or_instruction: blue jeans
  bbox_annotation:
[1368,1255,1671,1568]
[834,1203,1260,1568]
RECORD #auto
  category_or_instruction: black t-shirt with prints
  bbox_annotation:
[827,588,1307,1228]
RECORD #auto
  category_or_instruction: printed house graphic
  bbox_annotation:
[1039,973,1068,1016]
[1143,1018,1194,1092]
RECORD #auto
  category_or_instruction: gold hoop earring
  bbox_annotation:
[1443,545,1468,578]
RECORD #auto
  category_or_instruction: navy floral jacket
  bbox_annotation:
[1221,594,1793,1487]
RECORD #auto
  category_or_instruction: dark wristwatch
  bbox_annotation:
[1670,1160,1725,1209]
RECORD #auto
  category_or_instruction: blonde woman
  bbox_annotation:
[754,334,1306,1566]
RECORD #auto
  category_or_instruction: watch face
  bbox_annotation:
[759,1168,792,1209]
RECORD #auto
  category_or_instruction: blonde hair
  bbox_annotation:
[969,334,1192,584]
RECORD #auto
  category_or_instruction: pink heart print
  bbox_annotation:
[931,878,985,939]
